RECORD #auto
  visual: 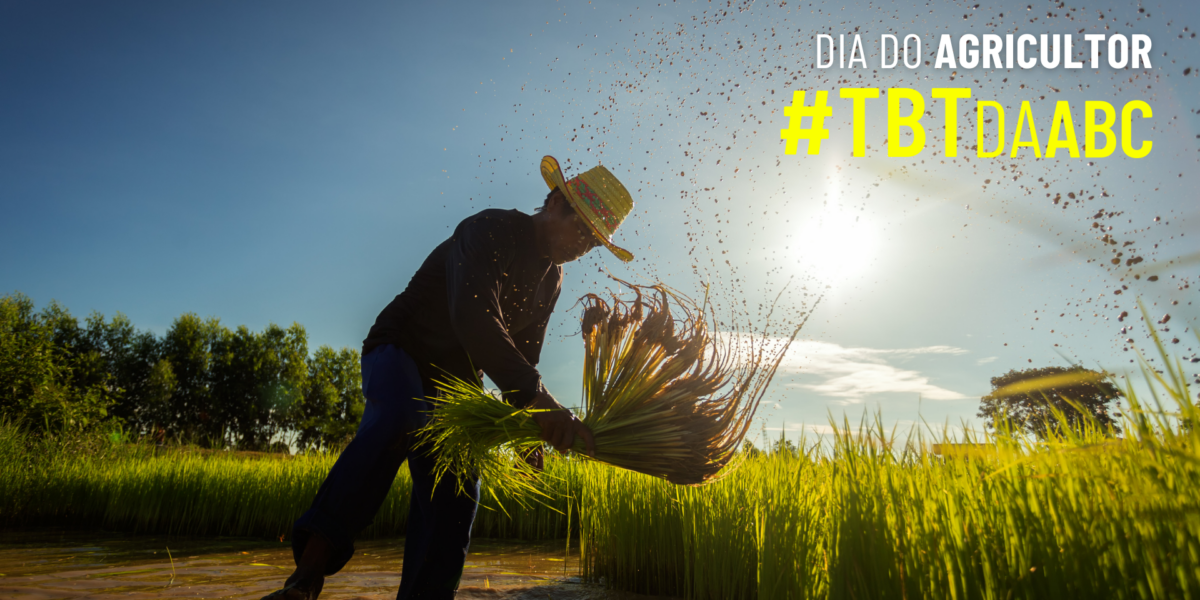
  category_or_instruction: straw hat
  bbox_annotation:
[540,156,635,262]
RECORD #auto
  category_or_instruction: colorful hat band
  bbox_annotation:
[567,178,618,234]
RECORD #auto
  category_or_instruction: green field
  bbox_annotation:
[2,355,1198,599]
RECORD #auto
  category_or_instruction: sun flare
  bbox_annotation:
[792,174,879,284]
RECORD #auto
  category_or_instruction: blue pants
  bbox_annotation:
[292,344,481,600]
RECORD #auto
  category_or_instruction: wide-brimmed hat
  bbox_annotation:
[539,156,634,262]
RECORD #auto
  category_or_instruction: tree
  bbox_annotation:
[0,293,360,447]
[739,439,763,457]
[94,313,174,437]
[0,293,67,427]
[76,310,174,436]
[296,345,364,452]
[210,322,309,451]
[0,293,112,431]
[243,323,308,451]
[977,365,1122,440]
[771,429,799,457]
[206,323,248,447]
[138,357,178,440]
[161,313,222,443]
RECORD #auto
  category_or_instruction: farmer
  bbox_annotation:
[263,156,635,600]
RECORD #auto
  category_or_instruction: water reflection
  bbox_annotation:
[0,530,632,599]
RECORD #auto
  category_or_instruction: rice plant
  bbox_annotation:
[0,435,575,541]
[419,279,811,487]
[574,329,1200,599]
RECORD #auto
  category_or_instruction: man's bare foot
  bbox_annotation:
[262,533,332,599]
[259,574,324,600]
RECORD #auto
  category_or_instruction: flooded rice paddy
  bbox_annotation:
[0,530,659,600]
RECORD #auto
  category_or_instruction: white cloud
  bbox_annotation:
[718,336,971,403]
[976,356,998,365]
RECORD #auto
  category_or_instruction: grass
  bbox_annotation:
[573,326,1200,599]
[0,430,574,541]
[577,422,1200,599]
[1,331,1198,598]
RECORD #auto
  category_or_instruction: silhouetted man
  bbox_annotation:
[263,156,636,600]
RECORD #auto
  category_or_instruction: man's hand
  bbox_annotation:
[529,390,596,457]
[520,446,544,473]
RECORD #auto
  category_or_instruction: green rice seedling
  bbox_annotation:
[0,433,578,542]
[575,409,1199,598]
[574,340,1200,599]
[419,279,812,488]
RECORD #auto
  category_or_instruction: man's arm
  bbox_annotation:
[444,215,544,408]
[505,279,594,456]
[444,215,593,456]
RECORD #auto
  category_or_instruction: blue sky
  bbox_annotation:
[3,0,1198,445]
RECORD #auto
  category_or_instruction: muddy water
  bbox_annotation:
[0,531,660,600]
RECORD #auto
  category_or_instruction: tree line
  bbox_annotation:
[0,292,363,452]
[3,291,1129,453]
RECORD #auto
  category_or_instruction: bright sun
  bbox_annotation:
[792,174,879,285]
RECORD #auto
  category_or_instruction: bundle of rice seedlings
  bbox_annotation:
[419,278,814,488]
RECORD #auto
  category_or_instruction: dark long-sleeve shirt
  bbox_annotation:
[362,209,561,408]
